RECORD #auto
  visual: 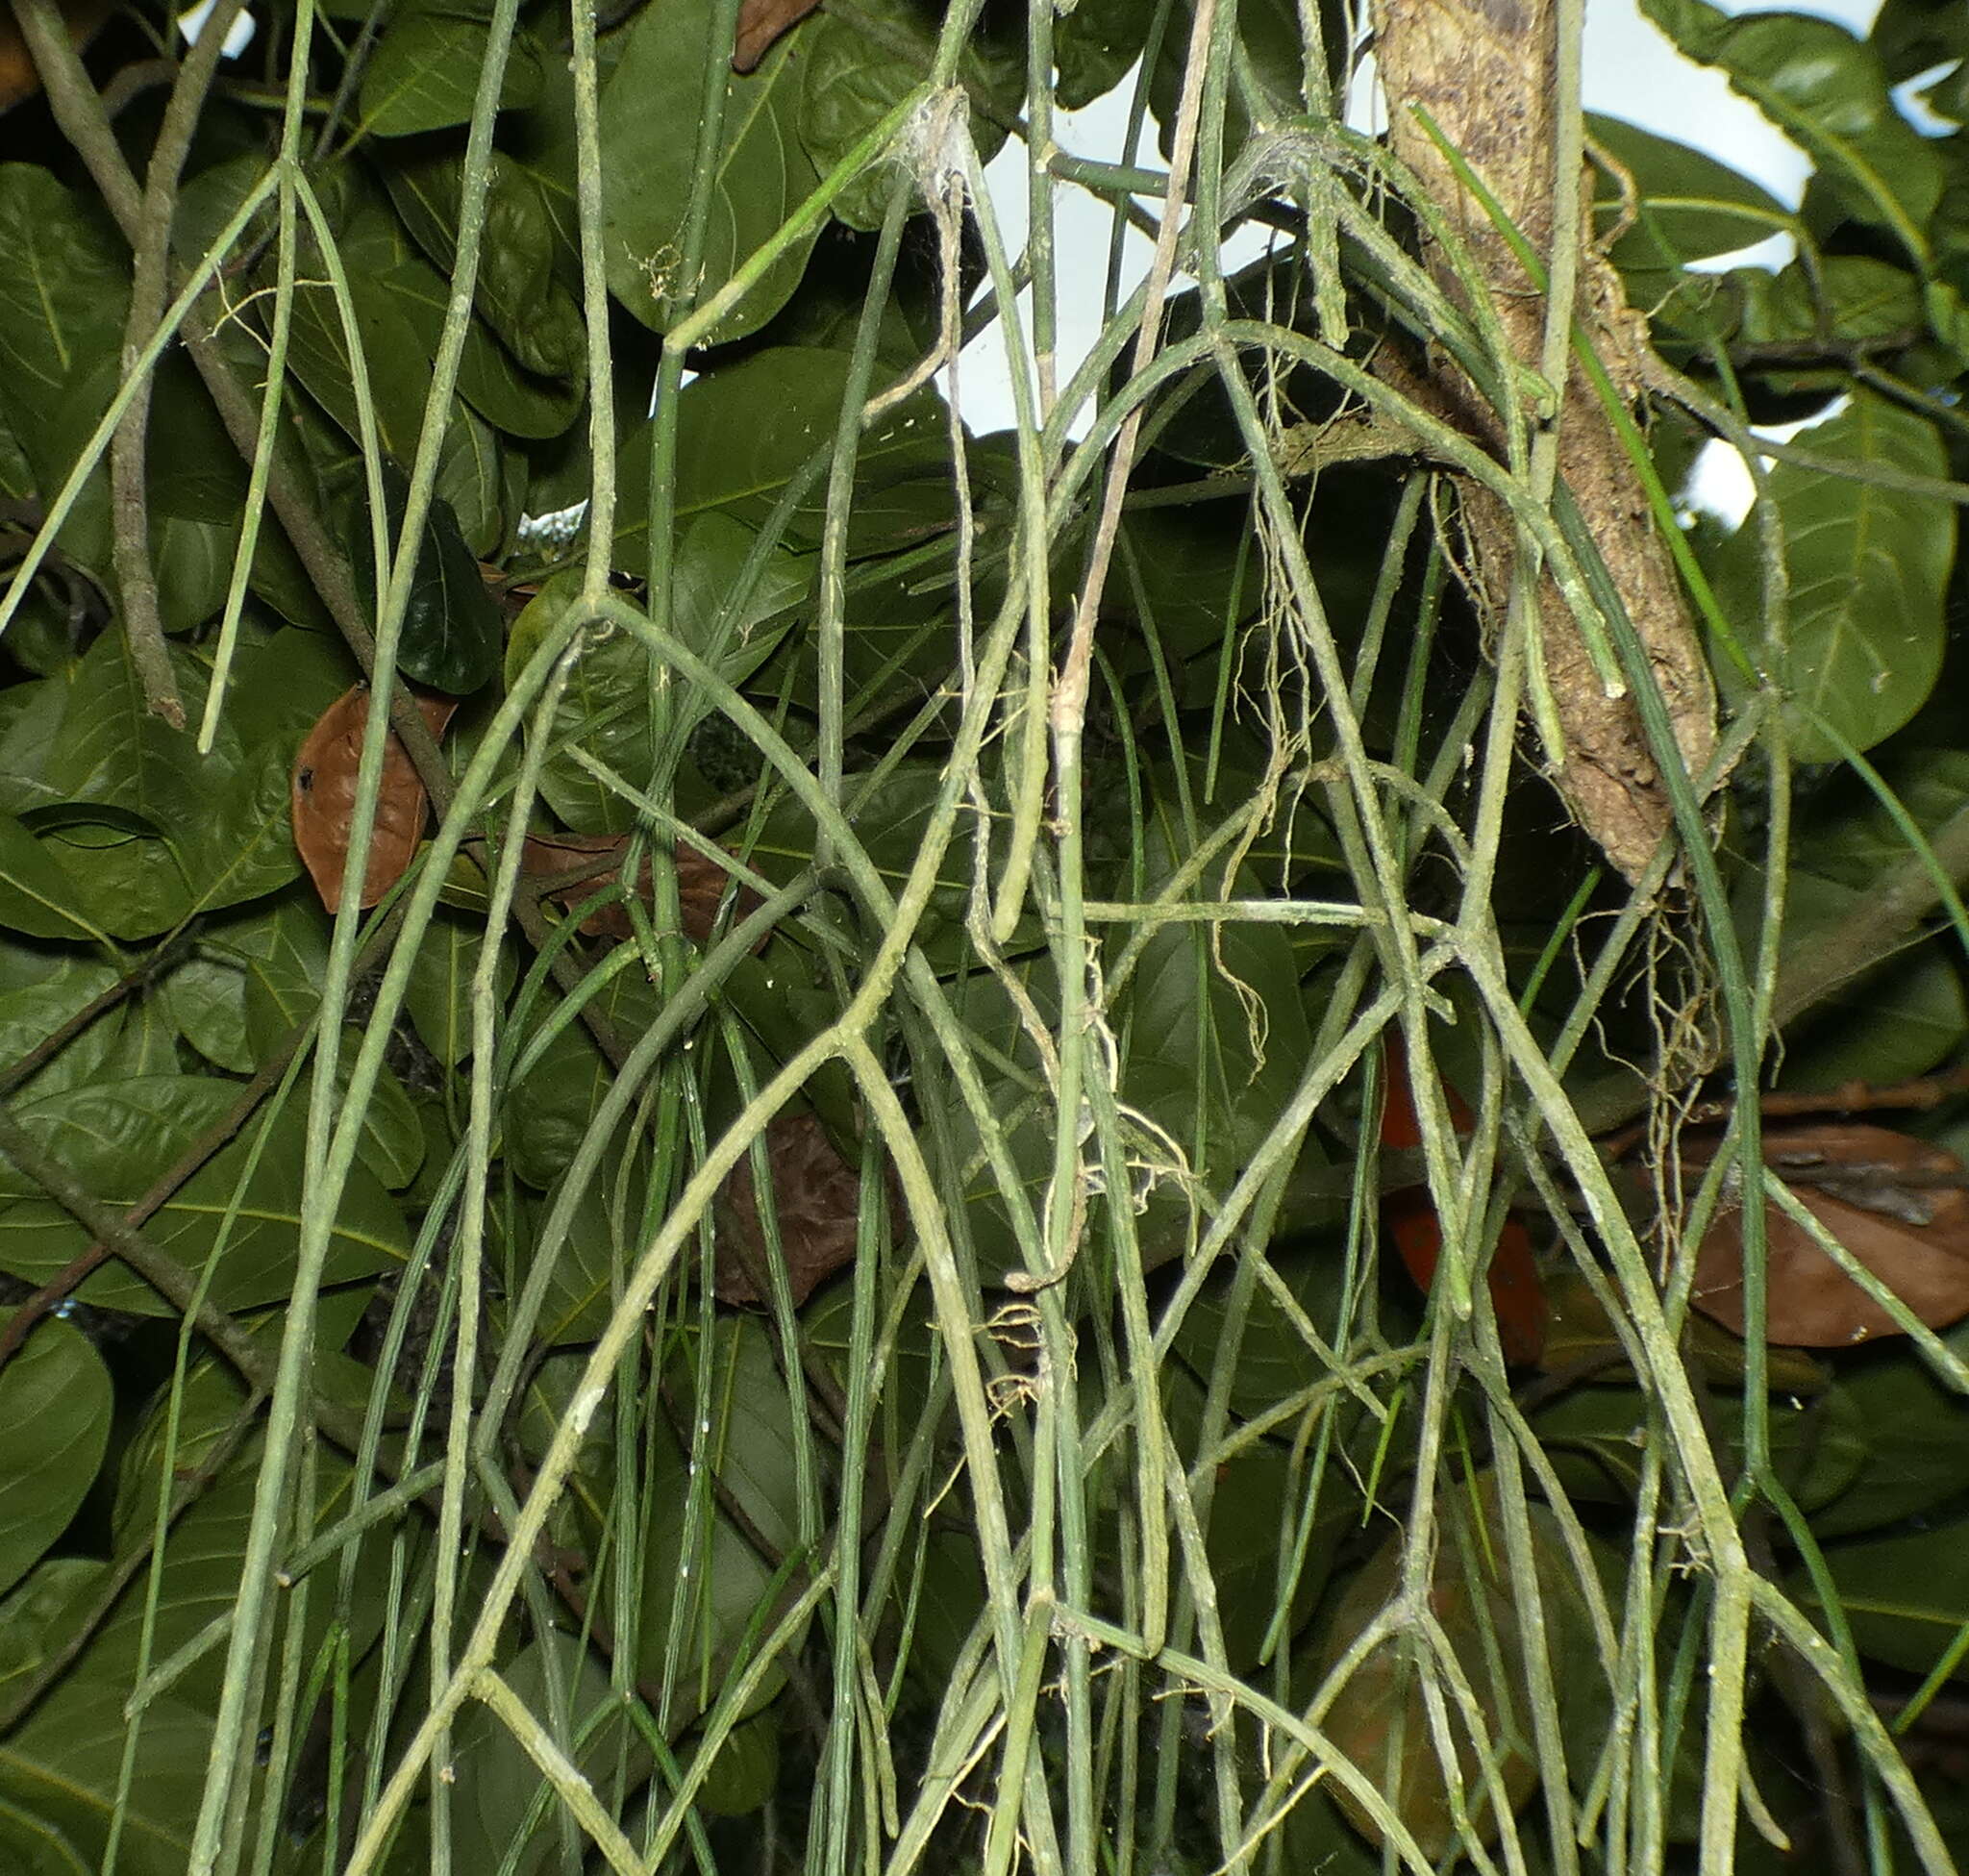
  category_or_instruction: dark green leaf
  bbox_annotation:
[0,1681,209,1876]
[796,0,1016,230]
[37,630,202,835]
[221,893,331,1058]
[1124,886,1313,1184]
[668,513,811,695]
[1110,500,1264,664]
[405,912,515,1067]
[27,629,345,937]
[0,816,105,943]
[1640,0,1944,244]
[1169,1246,1351,1421]
[1278,1789,1386,1876]
[331,1031,427,1191]
[0,1076,409,1313]
[614,346,945,575]
[83,1360,395,1716]
[386,149,585,380]
[0,1790,89,1875]
[749,765,989,965]
[1741,870,1967,1088]
[285,250,438,462]
[1869,0,1969,86]
[600,0,823,343]
[601,1317,806,1719]
[0,1313,112,1598]
[1782,934,1964,1089]
[161,953,253,1075]
[29,831,191,945]
[1056,0,1159,109]
[0,956,121,1098]
[1798,747,1969,893]
[0,166,129,439]
[360,12,545,137]
[1151,0,1332,166]
[1811,1334,1969,1538]
[1534,1382,1865,1513]
[894,1527,985,1691]
[524,1161,652,1345]
[94,988,180,1082]
[1587,113,1791,299]
[354,460,502,695]
[1704,390,1953,758]
[0,408,30,504]
[29,356,251,638]
[503,525,805,831]
[794,0,932,148]
[690,1708,781,1817]
[501,570,652,834]
[0,1558,102,1709]
[435,402,519,560]
[1789,1517,1969,1680]
[377,254,584,440]
[0,678,73,820]
[1207,1441,1347,1671]
[502,967,663,1188]
[497,51,585,274]
[286,188,581,450]
[1736,255,1927,354]
[448,1634,643,1872]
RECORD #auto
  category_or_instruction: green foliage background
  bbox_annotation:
[1,0,1969,1869]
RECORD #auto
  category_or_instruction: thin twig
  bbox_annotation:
[0,1098,371,1449]
[0,1031,297,1377]
[109,0,252,725]
[0,923,198,1101]
[1727,330,1924,368]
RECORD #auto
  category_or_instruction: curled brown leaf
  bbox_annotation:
[1686,1123,1969,1347]
[291,687,458,913]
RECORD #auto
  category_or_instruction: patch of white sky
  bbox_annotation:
[958,0,1909,526]
[177,0,257,58]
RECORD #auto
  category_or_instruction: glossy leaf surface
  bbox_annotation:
[354,459,503,695]
[1705,391,1953,758]
[361,6,545,136]
[0,1314,112,1598]
[0,1077,409,1313]
[1642,0,1944,241]
[599,0,822,343]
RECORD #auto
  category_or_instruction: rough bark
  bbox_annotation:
[1371,0,1717,882]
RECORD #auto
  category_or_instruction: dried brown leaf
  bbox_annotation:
[713,1110,895,1307]
[519,833,763,945]
[732,0,819,72]
[291,687,457,913]
[1687,1124,1969,1347]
